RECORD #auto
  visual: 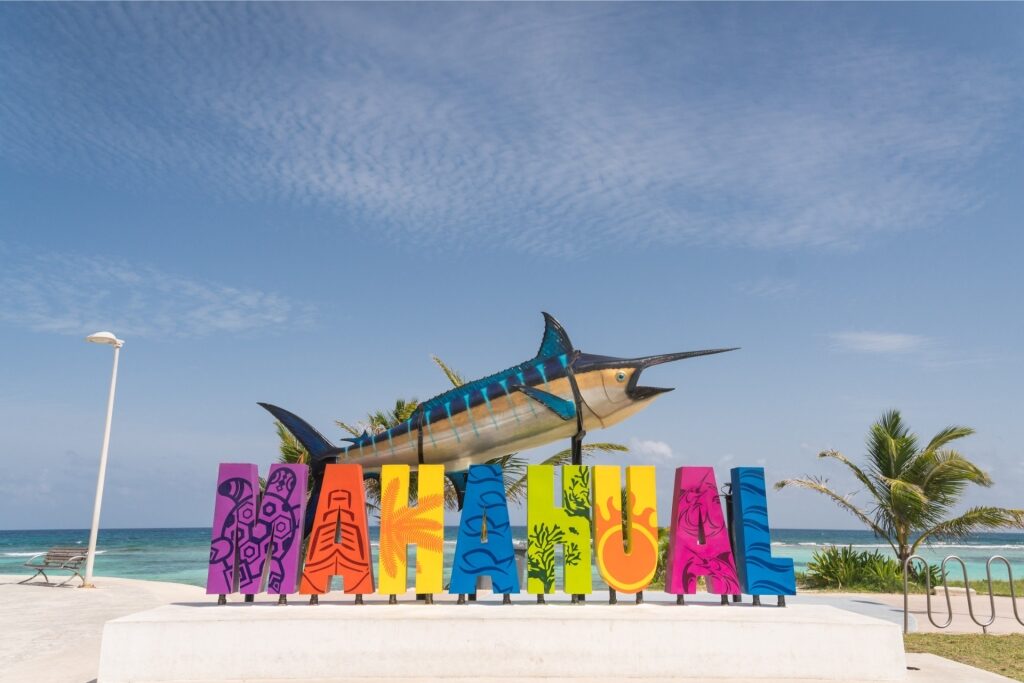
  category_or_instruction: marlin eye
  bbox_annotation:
[615,371,627,382]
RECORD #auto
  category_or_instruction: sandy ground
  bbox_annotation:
[1,573,1018,683]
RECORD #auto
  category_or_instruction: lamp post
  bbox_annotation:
[83,331,124,588]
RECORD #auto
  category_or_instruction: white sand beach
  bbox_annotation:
[1,574,1018,683]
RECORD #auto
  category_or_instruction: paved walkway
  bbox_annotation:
[0,574,204,683]
[792,590,1024,634]
[1,575,1019,682]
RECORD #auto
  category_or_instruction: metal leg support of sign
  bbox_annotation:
[217,594,226,605]
[309,594,318,606]
[277,595,287,606]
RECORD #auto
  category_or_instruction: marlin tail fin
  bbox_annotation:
[258,402,341,462]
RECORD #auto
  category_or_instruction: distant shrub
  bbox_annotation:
[803,545,938,592]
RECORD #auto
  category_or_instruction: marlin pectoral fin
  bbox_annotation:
[511,385,576,420]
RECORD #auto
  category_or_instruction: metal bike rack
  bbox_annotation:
[903,554,1023,634]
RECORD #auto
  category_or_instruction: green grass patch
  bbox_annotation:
[946,579,1024,598]
[905,634,1024,682]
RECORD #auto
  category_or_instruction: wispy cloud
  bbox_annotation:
[737,278,799,299]
[0,246,313,338]
[628,438,675,461]
[0,5,1017,256]
[829,331,929,354]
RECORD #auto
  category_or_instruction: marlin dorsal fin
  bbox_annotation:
[535,312,574,359]
[340,429,370,444]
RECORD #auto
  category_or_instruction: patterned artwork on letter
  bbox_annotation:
[299,463,375,595]
[205,463,308,595]
[593,465,658,594]
[449,464,519,594]
[665,466,740,595]
[730,467,796,596]
[526,465,593,594]
[378,464,445,595]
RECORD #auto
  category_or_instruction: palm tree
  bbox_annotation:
[775,410,1024,565]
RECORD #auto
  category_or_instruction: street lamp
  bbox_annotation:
[83,331,124,588]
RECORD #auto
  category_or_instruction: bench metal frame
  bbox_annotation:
[19,548,87,587]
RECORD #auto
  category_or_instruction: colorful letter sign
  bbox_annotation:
[449,464,520,594]
[377,464,445,595]
[206,460,797,605]
[300,463,374,595]
[730,467,796,596]
[206,463,308,596]
[526,465,592,595]
[593,465,659,594]
[665,467,740,596]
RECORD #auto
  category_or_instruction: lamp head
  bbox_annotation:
[86,331,124,348]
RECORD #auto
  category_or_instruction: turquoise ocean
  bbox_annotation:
[4,527,1024,588]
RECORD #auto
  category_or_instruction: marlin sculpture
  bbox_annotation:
[260,313,735,527]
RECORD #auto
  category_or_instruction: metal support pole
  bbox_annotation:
[217,594,226,605]
[722,483,741,603]
[309,594,319,606]
[83,342,121,588]
[277,595,287,606]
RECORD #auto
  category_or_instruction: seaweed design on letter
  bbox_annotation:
[528,522,582,592]
[563,467,592,522]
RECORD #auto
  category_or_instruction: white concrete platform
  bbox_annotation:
[98,597,907,682]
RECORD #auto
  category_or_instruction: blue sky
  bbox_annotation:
[1,3,1022,530]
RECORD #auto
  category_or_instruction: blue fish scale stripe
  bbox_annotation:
[463,393,481,436]
[416,354,568,423]
[444,401,462,443]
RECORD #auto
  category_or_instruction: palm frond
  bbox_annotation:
[925,425,975,453]
[335,420,362,437]
[912,506,1024,553]
[275,421,309,465]
[818,449,882,501]
[432,355,465,388]
[775,476,894,553]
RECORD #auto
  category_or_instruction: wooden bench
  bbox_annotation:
[19,547,87,586]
